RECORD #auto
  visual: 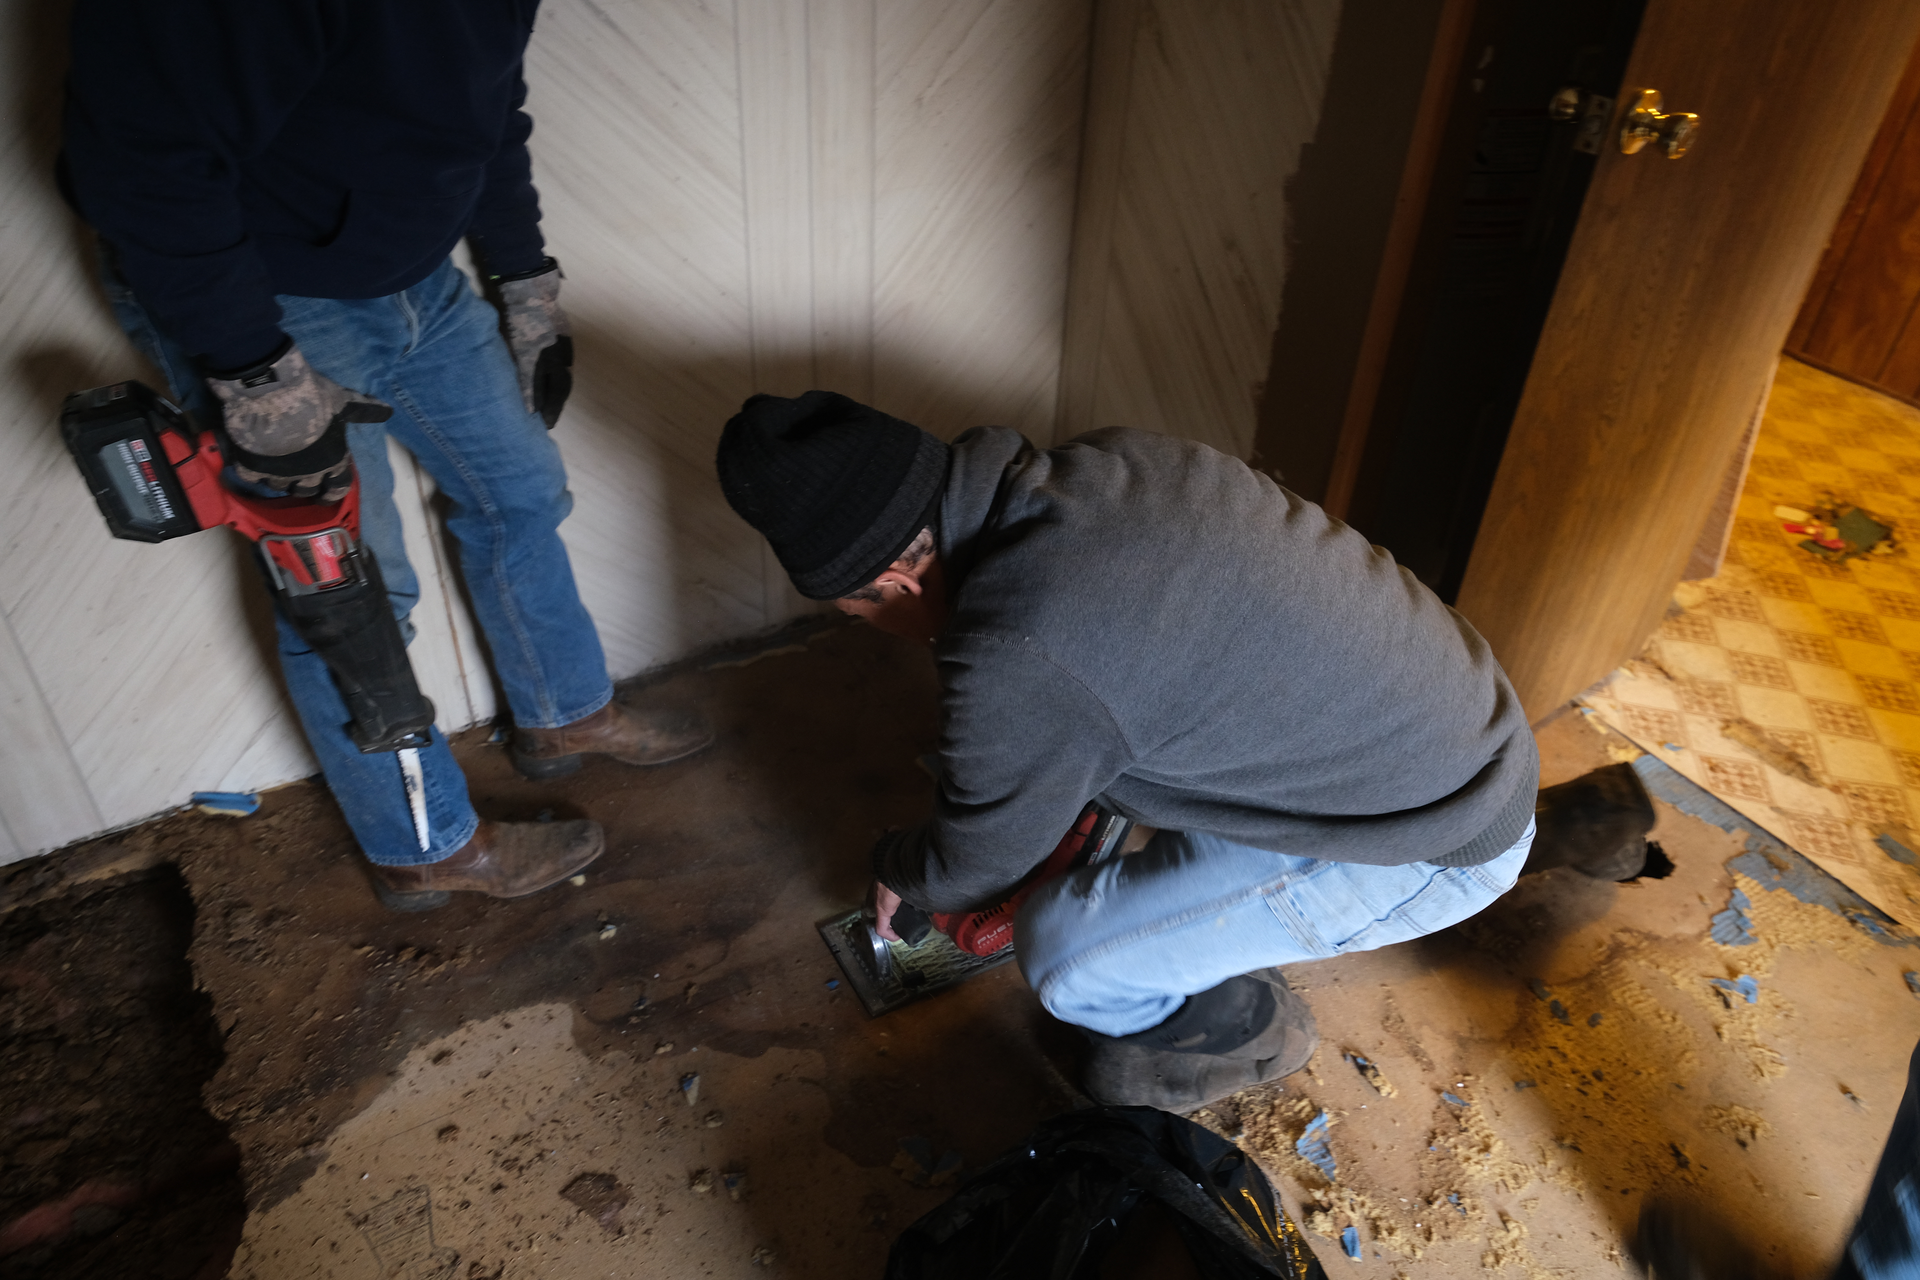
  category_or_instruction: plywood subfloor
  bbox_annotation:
[7,619,1920,1278]
[1587,356,1920,926]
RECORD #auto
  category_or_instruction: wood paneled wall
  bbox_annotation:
[0,0,1344,861]
[1785,34,1920,405]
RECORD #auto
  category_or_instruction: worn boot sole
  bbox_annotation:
[1083,970,1319,1111]
[368,820,605,909]
[372,882,453,913]
[511,749,585,781]
[510,734,714,781]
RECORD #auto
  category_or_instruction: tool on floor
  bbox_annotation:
[819,801,1132,1016]
[61,381,436,846]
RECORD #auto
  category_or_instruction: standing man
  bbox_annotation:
[718,392,1646,1111]
[62,0,709,910]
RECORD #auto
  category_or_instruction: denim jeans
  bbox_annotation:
[1016,819,1535,1036]
[102,255,613,866]
[1838,1038,1920,1280]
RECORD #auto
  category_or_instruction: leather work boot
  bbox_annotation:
[1082,969,1319,1111]
[1525,762,1657,881]
[511,699,713,780]
[369,819,605,912]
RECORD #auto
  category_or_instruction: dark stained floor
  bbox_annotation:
[7,617,1920,1278]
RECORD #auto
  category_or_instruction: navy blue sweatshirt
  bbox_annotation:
[63,0,549,370]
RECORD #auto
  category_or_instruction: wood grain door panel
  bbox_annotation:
[1454,0,1920,721]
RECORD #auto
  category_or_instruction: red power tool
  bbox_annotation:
[60,381,435,783]
[821,802,1133,1016]
[892,802,1132,956]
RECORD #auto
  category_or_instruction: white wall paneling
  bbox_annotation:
[1,0,1349,859]
[0,1,318,862]
[0,611,99,861]
[874,0,1092,440]
[1058,0,1343,458]
[0,0,1125,859]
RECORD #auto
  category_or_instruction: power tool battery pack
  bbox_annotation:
[60,381,203,542]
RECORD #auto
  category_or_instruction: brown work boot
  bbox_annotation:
[1082,969,1318,1111]
[511,699,713,780]
[368,819,605,912]
[1525,762,1657,881]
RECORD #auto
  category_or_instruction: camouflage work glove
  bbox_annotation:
[205,341,392,501]
[491,257,574,428]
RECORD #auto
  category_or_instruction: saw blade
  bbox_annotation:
[816,907,1019,1017]
[397,747,430,852]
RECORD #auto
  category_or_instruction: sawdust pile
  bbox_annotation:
[1423,1083,1539,1196]
[1479,1214,1530,1270]
[1703,1105,1773,1147]
[1444,867,1874,1192]
[1345,1050,1398,1097]
[1231,870,1889,1272]
[1733,871,1884,967]
[1238,1086,1514,1264]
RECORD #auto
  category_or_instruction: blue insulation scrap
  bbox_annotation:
[1340,1226,1361,1261]
[190,791,259,817]
[1295,1111,1337,1181]
[1879,834,1920,868]
[1441,1091,1468,1107]
[1710,887,1758,947]
[1709,974,1759,1004]
[1630,756,1915,947]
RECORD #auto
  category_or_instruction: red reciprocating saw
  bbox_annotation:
[61,382,436,818]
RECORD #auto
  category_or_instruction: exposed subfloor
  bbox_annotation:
[6,618,1920,1278]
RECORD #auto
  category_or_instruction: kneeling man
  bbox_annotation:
[718,392,1577,1111]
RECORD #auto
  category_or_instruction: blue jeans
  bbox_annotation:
[1838,1038,1920,1280]
[1017,820,1535,1036]
[103,255,613,866]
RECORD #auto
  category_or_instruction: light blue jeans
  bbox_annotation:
[103,255,613,866]
[1017,819,1535,1036]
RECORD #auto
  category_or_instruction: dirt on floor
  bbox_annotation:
[5,619,1920,1278]
[0,863,245,1279]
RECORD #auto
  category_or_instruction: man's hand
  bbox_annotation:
[206,341,391,501]
[869,880,906,942]
[492,258,573,427]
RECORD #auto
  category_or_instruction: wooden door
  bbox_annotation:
[1786,39,1920,404]
[1453,0,1920,721]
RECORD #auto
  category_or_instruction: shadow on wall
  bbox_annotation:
[1251,0,1457,498]
[4,0,1079,854]
[561,311,1025,672]
[11,0,69,175]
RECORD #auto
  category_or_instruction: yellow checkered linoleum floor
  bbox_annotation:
[1586,357,1920,926]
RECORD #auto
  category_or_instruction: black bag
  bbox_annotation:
[886,1105,1329,1280]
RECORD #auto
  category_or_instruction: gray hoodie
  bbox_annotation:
[874,426,1539,913]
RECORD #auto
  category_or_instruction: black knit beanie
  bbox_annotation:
[716,391,952,600]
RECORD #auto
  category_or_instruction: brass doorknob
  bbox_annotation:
[1619,89,1699,158]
